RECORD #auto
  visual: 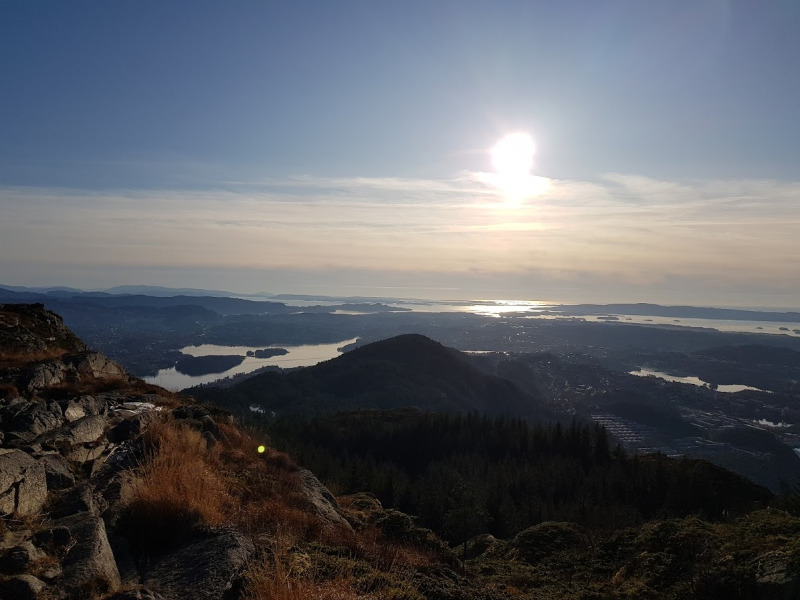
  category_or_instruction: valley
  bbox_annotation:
[3,286,797,494]
[2,299,800,598]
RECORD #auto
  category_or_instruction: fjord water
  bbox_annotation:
[144,338,358,391]
[401,301,800,336]
[629,368,766,394]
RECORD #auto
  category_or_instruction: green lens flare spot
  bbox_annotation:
[257,445,266,454]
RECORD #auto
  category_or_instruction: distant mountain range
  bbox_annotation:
[4,284,799,322]
[0,284,245,297]
[0,285,292,315]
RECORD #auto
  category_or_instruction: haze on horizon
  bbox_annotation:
[2,2,799,309]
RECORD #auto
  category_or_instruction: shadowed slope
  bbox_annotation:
[189,334,542,418]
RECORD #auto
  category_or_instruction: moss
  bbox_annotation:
[504,521,586,564]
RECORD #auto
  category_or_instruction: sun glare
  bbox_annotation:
[488,133,547,201]
[492,133,536,176]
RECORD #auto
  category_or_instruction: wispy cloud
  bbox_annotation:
[1,173,798,302]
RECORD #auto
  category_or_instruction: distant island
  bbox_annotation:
[174,354,245,376]
[246,348,289,358]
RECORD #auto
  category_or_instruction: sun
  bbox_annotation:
[492,133,535,177]
[488,133,545,201]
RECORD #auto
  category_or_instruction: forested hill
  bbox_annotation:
[264,409,773,543]
[189,334,544,418]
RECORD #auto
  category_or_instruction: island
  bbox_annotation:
[246,348,289,358]
[174,355,245,376]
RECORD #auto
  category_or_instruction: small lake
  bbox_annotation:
[145,338,358,391]
[629,368,767,394]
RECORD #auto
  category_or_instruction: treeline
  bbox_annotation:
[257,409,770,544]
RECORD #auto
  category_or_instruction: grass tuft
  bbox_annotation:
[122,419,232,553]
[243,535,370,600]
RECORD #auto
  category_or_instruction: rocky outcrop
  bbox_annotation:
[1,304,132,399]
[0,304,361,599]
[24,351,130,393]
[142,528,254,600]
[0,399,64,446]
[295,468,353,531]
[56,512,121,596]
[0,305,175,597]
[0,303,86,359]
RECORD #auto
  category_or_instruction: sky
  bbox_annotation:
[1,1,799,308]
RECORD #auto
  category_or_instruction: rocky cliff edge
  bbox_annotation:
[0,304,400,600]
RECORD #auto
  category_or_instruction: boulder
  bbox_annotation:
[108,411,158,443]
[0,449,47,516]
[25,361,67,391]
[64,442,108,465]
[60,395,109,420]
[143,528,254,600]
[56,512,121,596]
[294,468,352,531]
[70,352,127,379]
[66,414,107,445]
[39,414,107,450]
[39,453,76,490]
[0,400,62,442]
[97,471,135,523]
[62,400,86,422]
[38,560,62,582]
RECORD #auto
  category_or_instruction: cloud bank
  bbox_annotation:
[1,172,798,306]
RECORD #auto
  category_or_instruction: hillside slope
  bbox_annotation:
[1,304,799,599]
[0,305,487,599]
[189,333,544,418]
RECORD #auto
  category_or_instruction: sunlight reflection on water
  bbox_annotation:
[145,338,358,391]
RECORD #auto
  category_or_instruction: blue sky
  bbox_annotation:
[2,1,799,307]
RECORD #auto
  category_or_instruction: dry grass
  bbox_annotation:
[121,414,441,598]
[0,347,71,365]
[46,374,130,397]
[218,422,299,473]
[216,426,444,576]
[243,535,373,600]
[122,417,322,553]
[216,422,326,540]
[124,380,187,407]
[122,419,232,552]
